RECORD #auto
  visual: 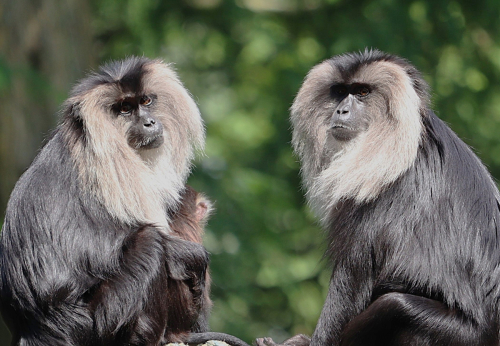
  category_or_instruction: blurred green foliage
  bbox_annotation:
[1,0,500,344]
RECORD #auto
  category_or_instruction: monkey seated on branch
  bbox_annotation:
[256,49,500,346]
[0,57,248,346]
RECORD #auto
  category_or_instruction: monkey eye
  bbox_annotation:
[119,102,133,115]
[330,85,348,97]
[355,85,370,97]
[140,95,153,106]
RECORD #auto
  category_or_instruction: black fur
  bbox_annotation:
[0,58,210,346]
[71,57,149,96]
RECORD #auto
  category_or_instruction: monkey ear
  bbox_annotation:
[195,195,213,224]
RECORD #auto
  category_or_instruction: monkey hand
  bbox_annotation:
[254,334,310,346]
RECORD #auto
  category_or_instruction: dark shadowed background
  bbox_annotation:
[1,0,500,344]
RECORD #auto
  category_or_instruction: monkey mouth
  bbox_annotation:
[330,125,357,141]
[331,124,354,131]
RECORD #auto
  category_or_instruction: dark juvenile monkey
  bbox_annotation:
[169,188,251,346]
[166,186,213,339]
[0,57,212,346]
[170,186,213,244]
[257,50,500,346]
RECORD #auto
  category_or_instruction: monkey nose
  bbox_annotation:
[141,116,163,138]
[143,118,156,127]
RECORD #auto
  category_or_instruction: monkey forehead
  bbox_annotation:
[69,57,184,98]
[69,57,148,96]
[305,58,413,88]
[351,61,414,87]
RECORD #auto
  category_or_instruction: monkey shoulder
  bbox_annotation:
[0,134,130,299]
[419,112,500,213]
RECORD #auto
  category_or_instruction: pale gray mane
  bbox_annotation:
[291,53,426,225]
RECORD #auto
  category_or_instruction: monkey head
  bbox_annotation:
[169,186,213,244]
[291,50,430,222]
[60,57,204,227]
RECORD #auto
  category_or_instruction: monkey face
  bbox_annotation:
[328,83,371,142]
[113,94,165,150]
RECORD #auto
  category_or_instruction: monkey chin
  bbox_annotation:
[141,135,165,149]
[138,135,165,150]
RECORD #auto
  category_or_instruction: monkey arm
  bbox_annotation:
[255,264,370,346]
[190,292,211,333]
[88,227,209,344]
[310,264,374,346]
[87,226,170,343]
[163,235,211,340]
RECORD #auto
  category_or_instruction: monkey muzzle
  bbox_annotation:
[127,119,165,149]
